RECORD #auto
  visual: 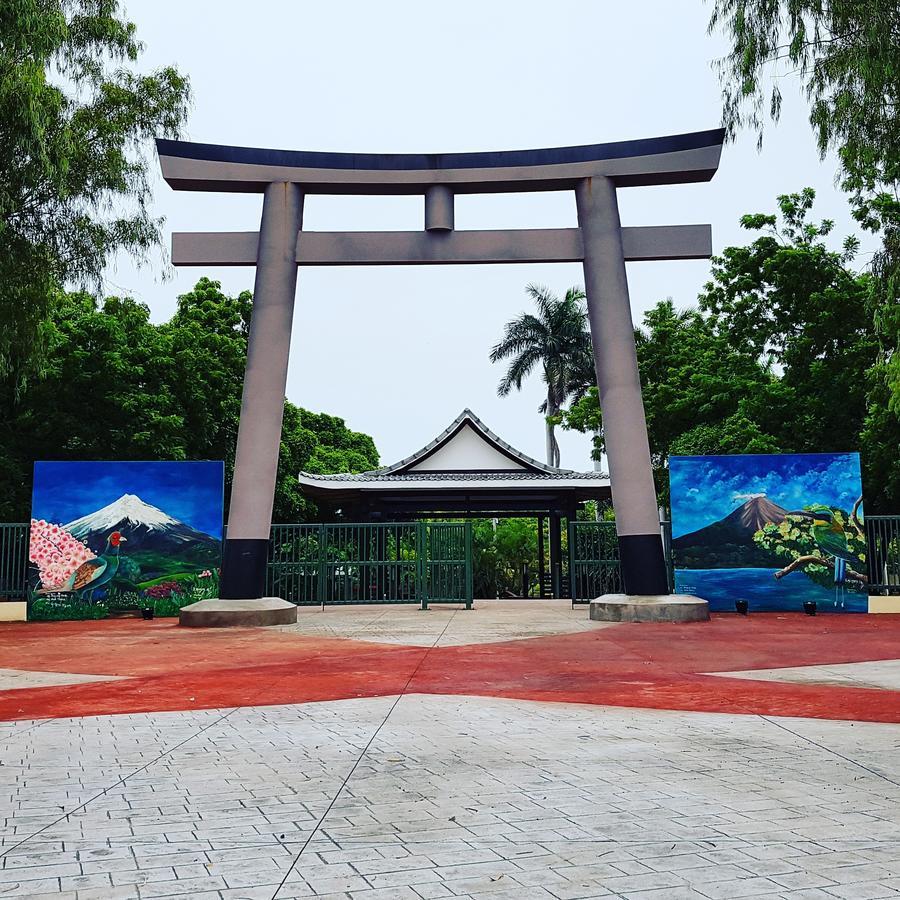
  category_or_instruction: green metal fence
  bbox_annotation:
[267,521,472,608]
[422,521,473,609]
[568,521,623,601]
[0,523,28,600]
[868,516,900,595]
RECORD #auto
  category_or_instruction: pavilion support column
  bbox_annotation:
[549,510,563,599]
[537,515,546,598]
[575,176,668,596]
[220,182,304,600]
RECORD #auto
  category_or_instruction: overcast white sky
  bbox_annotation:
[107,0,876,470]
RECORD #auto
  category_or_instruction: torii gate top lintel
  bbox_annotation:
[155,128,725,194]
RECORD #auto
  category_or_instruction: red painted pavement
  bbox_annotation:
[3,613,900,723]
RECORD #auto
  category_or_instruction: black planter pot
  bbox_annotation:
[803,601,817,616]
[735,599,749,616]
[141,607,155,620]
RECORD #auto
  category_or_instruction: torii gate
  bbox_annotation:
[158,129,722,625]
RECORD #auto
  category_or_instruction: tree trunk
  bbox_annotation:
[545,396,561,468]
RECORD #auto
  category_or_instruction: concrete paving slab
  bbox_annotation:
[2,695,900,898]
[0,669,123,691]
[275,600,614,646]
[709,659,900,691]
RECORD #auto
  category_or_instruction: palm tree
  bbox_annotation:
[490,284,594,467]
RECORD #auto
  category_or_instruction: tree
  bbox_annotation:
[562,299,777,487]
[0,279,379,521]
[490,284,593,467]
[0,0,190,377]
[709,1,900,191]
[708,0,900,417]
[699,189,878,456]
[470,518,540,599]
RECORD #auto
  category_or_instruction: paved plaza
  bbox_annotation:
[4,604,900,898]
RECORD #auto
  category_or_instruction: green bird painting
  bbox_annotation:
[786,506,858,584]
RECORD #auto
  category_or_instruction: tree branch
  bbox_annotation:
[774,554,868,584]
[851,495,864,537]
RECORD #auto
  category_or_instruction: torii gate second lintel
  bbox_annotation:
[158,129,724,608]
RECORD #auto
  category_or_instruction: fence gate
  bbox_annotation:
[568,521,622,603]
[421,522,473,610]
[267,522,472,608]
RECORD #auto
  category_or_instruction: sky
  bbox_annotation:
[104,0,878,472]
[669,454,865,537]
[32,461,225,537]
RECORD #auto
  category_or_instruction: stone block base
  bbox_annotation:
[589,594,709,623]
[0,601,27,622]
[869,596,900,614]
[179,597,298,628]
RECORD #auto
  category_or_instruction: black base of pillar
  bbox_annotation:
[219,538,269,599]
[618,533,669,595]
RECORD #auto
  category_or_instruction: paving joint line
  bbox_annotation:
[0,717,51,749]
[271,606,461,899]
[758,713,900,791]
[0,705,241,861]
[2,645,319,864]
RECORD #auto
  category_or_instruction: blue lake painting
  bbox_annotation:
[675,568,868,613]
[669,453,867,614]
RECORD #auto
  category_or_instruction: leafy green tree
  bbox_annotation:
[700,189,878,455]
[562,300,777,476]
[0,279,379,521]
[470,519,500,599]
[490,284,593,467]
[493,518,539,593]
[709,0,899,193]
[470,518,541,598]
[1,0,190,377]
[708,0,900,417]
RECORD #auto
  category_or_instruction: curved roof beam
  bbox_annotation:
[156,128,725,194]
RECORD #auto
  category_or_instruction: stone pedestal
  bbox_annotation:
[0,601,27,622]
[179,597,297,628]
[589,594,708,623]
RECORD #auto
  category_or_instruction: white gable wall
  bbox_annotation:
[408,424,527,471]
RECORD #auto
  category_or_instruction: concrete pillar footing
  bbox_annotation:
[179,597,298,628]
[589,594,709,623]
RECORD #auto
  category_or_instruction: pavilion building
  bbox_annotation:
[298,410,610,598]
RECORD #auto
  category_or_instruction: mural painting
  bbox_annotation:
[28,461,224,619]
[670,453,867,612]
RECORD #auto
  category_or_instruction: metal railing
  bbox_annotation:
[867,516,900,594]
[0,523,27,600]
[568,521,622,602]
[267,521,473,608]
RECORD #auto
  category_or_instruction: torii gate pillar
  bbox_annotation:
[576,176,669,595]
[220,182,304,600]
[158,130,721,625]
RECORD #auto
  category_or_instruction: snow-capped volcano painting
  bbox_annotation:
[66,493,219,553]
[28,461,224,619]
